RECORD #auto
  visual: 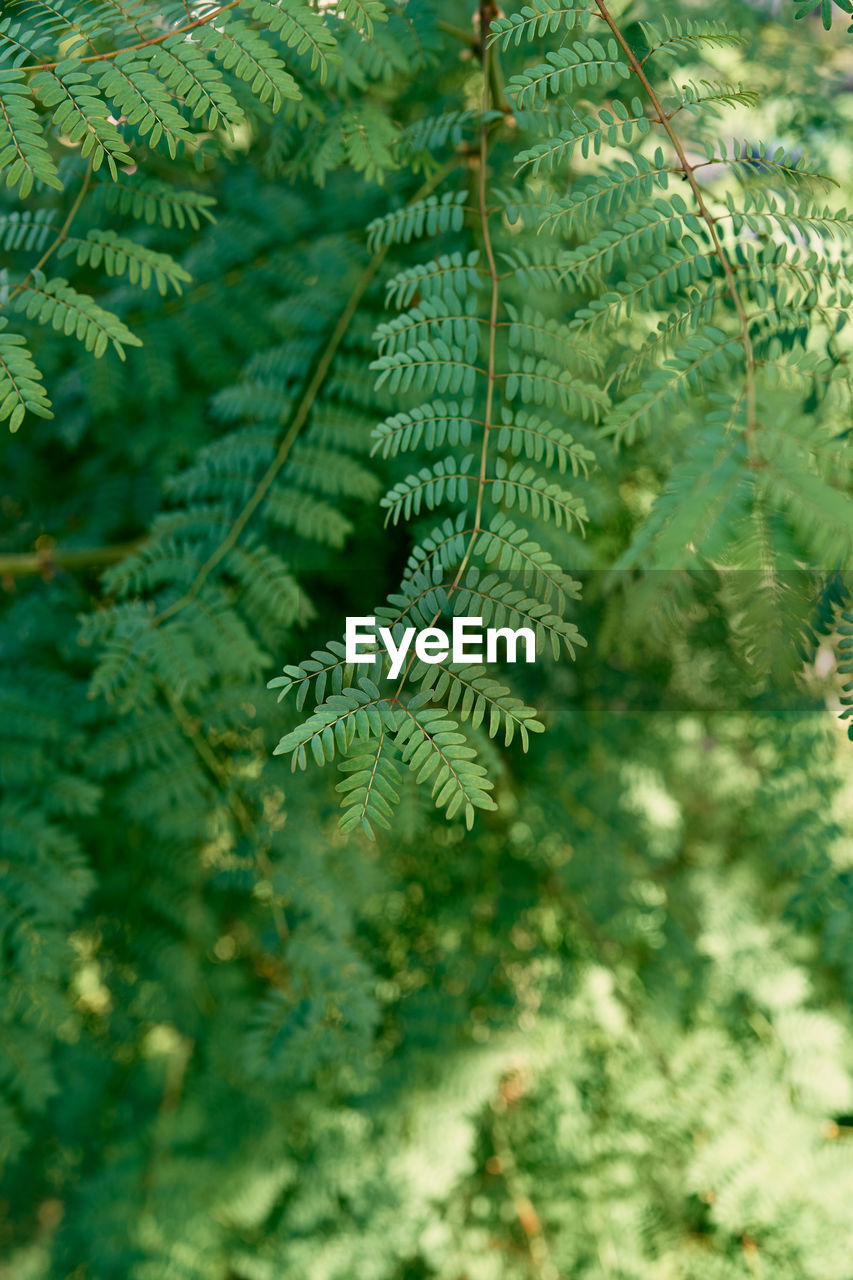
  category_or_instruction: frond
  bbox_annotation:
[371,399,477,458]
[0,319,52,432]
[451,564,585,658]
[670,79,762,114]
[273,677,396,770]
[513,99,651,175]
[370,344,480,396]
[98,173,217,228]
[538,154,670,232]
[639,18,749,62]
[337,733,401,837]
[197,19,301,111]
[392,694,496,827]
[603,327,744,445]
[58,229,192,294]
[380,455,475,524]
[0,68,62,196]
[490,456,587,529]
[30,58,133,176]
[243,0,341,81]
[494,410,595,476]
[487,0,591,50]
[505,36,631,108]
[366,190,469,251]
[14,270,142,359]
[384,251,485,308]
[413,661,545,749]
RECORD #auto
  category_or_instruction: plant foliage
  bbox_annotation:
[0,0,851,1275]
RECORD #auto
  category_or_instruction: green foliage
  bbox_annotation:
[0,0,411,430]
[1,1,852,1277]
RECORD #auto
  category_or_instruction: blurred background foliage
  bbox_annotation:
[1,0,852,1276]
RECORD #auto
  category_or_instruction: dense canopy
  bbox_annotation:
[1,1,852,1276]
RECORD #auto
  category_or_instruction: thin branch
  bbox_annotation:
[0,539,139,579]
[592,0,757,437]
[389,2,503,704]
[15,1,242,73]
[2,159,93,312]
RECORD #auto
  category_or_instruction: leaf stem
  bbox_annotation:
[592,0,756,436]
[16,2,242,73]
[2,159,93,311]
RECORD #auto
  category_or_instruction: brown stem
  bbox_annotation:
[388,4,502,702]
[16,2,242,73]
[0,539,139,580]
[593,0,756,437]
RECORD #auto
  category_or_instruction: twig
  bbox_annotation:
[0,539,139,580]
[16,2,242,73]
[593,1,757,438]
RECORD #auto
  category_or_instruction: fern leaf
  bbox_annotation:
[268,639,362,711]
[603,327,744,445]
[337,733,401,838]
[242,0,341,81]
[338,0,388,37]
[30,59,132,177]
[273,678,396,771]
[570,247,717,327]
[505,353,609,421]
[58,229,192,294]
[488,0,591,49]
[413,661,545,749]
[371,344,481,396]
[198,19,301,112]
[366,190,468,252]
[385,251,484,308]
[724,189,853,242]
[380,455,475,524]
[0,319,52,433]
[146,37,246,131]
[473,516,582,610]
[265,487,353,547]
[639,18,749,61]
[98,53,194,158]
[373,297,481,359]
[371,399,476,458]
[564,200,702,283]
[711,138,836,188]
[671,79,762,114]
[341,104,398,184]
[615,414,752,569]
[490,456,587,530]
[393,696,496,828]
[0,69,62,197]
[513,100,651,175]
[506,38,630,109]
[398,109,479,168]
[538,154,671,233]
[504,303,604,373]
[0,208,58,253]
[494,410,595,476]
[14,270,142,359]
[99,173,217,229]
